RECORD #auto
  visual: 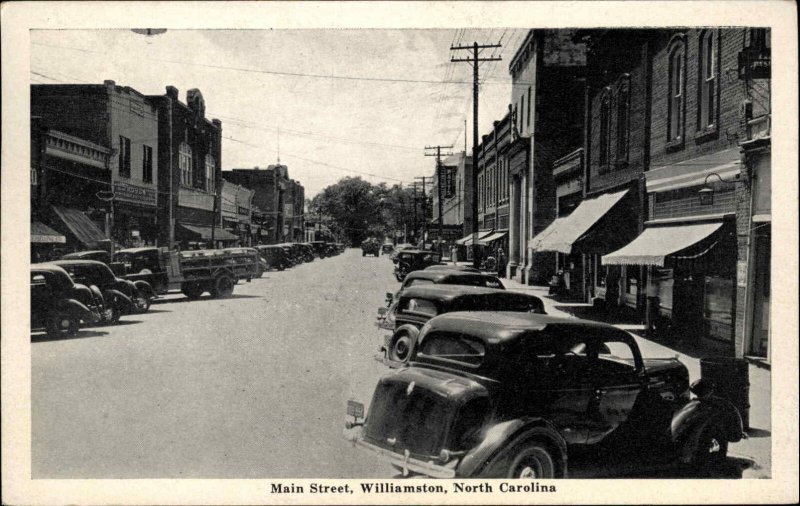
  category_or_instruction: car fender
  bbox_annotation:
[457,418,568,478]
[103,289,135,311]
[88,284,106,308]
[671,396,744,461]
[132,280,156,299]
[55,298,97,323]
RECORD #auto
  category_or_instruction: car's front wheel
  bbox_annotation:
[692,422,729,476]
[133,292,151,313]
[211,274,235,298]
[46,312,79,339]
[506,443,557,479]
[182,282,204,300]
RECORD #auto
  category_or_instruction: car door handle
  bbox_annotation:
[595,389,608,395]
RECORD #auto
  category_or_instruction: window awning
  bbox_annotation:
[477,230,508,246]
[179,224,239,241]
[31,221,66,243]
[455,229,493,246]
[51,206,106,247]
[646,147,742,193]
[528,189,629,254]
[602,221,723,267]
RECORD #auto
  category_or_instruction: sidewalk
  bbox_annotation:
[502,278,771,478]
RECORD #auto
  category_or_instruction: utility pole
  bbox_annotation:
[451,40,501,267]
[414,176,428,248]
[411,182,418,244]
[425,145,453,257]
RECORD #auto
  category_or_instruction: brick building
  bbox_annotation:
[472,114,511,257]
[148,86,235,249]
[506,30,587,284]
[31,81,160,249]
[602,28,771,358]
[431,151,473,254]
[223,164,305,244]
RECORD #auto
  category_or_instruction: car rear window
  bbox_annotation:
[417,332,485,367]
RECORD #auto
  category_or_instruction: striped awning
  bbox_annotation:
[646,147,742,193]
[602,221,723,267]
[477,230,508,246]
[31,221,66,243]
[455,229,493,246]
[51,206,106,247]
[179,224,239,241]
[528,189,629,254]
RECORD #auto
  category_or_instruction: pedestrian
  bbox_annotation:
[497,247,507,278]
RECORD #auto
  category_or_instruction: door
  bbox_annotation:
[587,337,644,444]
[750,225,770,357]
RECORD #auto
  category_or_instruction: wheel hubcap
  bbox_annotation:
[60,319,71,329]
[708,438,721,454]
[519,466,537,478]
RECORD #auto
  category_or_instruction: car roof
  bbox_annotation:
[31,263,72,275]
[425,264,480,272]
[49,259,109,268]
[116,247,158,254]
[61,250,108,257]
[422,311,631,345]
[399,284,507,300]
[404,270,498,283]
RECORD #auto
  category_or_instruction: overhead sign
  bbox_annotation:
[114,181,157,207]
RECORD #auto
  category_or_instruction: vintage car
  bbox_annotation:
[380,284,545,364]
[361,238,381,257]
[31,264,103,337]
[311,241,330,258]
[256,245,291,271]
[346,312,746,479]
[298,243,316,263]
[61,250,112,263]
[392,249,443,281]
[424,264,481,273]
[380,243,394,255]
[51,259,155,320]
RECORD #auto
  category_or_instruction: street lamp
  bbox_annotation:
[698,172,742,206]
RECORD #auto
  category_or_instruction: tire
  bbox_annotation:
[362,251,366,256]
[134,292,151,313]
[691,422,729,476]
[388,332,415,363]
[211,274,235,298]
[108,305,121,324]
[506,442,557,479]
[182,282,204,300]
[46,312,79,339]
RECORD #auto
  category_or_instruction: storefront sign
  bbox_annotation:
[737,260,748,287]
[114,181,157,207]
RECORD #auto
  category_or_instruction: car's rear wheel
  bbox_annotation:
[692,422,729,476]
[134,293,151,313]
[507,443,557,479]
[108,305,121,324]
[182,282,204,299]
[46,312,79,339]
[211,274,235,298]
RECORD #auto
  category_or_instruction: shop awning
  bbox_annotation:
[477,230,508,246]
[455,229,493,246]
[51,206,106,247]
[602,222,723,267]
[31,221,66,243]
[528,189,629,254]
[179,224,239,241]
[646,147,742,193]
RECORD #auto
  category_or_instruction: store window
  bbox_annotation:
[697,30,718,132]
[599,90,611,168]
[142,145,153,183]
[616,79,630,163]
[179,142,193,186]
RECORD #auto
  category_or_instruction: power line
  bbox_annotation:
[31,41,527,86]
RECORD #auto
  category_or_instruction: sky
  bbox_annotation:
[31,29,528,198]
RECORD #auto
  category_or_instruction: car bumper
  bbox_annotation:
[343,426,457,478]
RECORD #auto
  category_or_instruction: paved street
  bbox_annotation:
[32,250,770,479]
[32,248,395,478]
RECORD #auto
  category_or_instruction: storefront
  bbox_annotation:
[113,181,158,247]
[603,219,738,354]
[31,221,66,262]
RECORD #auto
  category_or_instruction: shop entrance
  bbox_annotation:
[750,224,771,357]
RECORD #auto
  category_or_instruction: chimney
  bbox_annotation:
[166,86,178,100]
[104,80,116,90]
[212,118,222,129]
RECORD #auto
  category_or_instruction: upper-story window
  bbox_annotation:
[142,145,153,183]
[179,142,193,186]
[616,79,630,163]
[527,86,532,128]
[698,30,718,131]
[205,154,215,192]
[599,90,611,167]
[118,136,131,178]
[667,38,686,143]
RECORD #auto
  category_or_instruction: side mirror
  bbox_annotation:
[377,307,388,316]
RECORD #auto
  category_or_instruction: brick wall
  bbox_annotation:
[649,29,748,167]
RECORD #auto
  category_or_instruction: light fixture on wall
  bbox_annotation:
[698,172,741,206]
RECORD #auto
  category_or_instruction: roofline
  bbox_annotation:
[509,30,536,73]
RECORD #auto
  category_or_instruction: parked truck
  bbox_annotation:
[114,247,259,300]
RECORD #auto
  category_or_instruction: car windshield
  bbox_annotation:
[417,332,486,367]
[64,264,115,285]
